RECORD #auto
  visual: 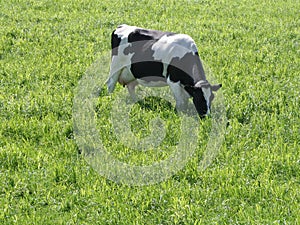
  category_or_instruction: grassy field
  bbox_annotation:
[0,0,299,224]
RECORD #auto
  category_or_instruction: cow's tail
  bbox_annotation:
[106,69,119,93]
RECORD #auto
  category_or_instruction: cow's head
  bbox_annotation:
[184,80,222,117]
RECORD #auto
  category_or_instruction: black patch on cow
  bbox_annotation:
[184,86,208,116]
[167,52,198,86]
[128,28,174,43]
[128,29,154,43]
[130,61,164,78]
[193,89,208,117]
[123,29,167,79]
[111,30,122,56]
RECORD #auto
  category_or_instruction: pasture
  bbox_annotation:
[0,0,299,224]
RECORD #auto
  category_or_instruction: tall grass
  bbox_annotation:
[0,0,299,224]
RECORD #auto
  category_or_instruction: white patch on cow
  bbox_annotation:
[152,34,197,64]
[117,67,135,85]
[107,51,134,91]
[162,63,168,77]
[201,87,212,114]
[195,80,212,114]
[111,50,133,71]
[137,78,167,87]
[167,77,189,110]
[114,24,137,39]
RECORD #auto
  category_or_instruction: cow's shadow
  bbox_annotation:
[135,96,174,112]
[134,96,199,118]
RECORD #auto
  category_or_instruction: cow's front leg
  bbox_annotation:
[126,80,139,101]
[167,78,189,111]
[174,92,189,111]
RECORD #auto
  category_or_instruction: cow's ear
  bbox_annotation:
[184,86,197,96]
[211,84,222,92]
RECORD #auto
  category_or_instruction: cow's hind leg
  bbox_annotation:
[126,80,138,101]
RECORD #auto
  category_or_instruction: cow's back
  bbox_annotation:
[110,24,205,85]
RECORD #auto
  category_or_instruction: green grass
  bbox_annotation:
[0,0,299,224]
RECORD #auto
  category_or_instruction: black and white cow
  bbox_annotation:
[107,24,221,117]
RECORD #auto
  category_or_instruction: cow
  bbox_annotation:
[106,24,221,117]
